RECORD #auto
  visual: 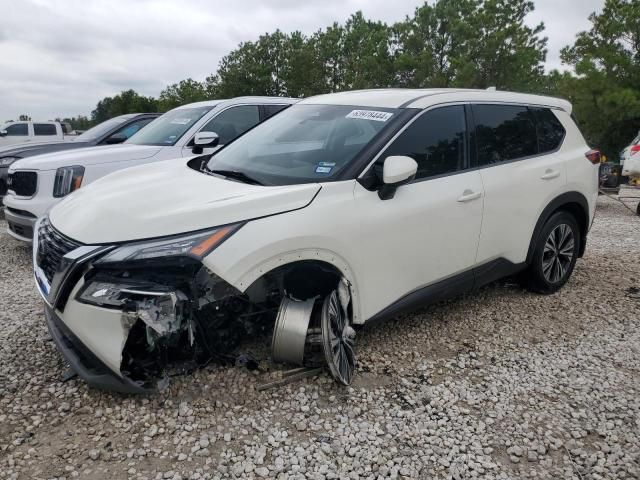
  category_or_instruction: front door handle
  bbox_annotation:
[457,189,482,203]
[541,169,560,180]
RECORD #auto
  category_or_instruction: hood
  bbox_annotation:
[0,141,90,161]
[49,158,321,244]
[0,140,74,156]
[7,144,162,172]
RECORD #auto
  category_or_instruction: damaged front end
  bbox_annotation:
[77,248,276,390]
[36,217,357,393]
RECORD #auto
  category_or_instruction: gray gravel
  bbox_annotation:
[1,195,640,480]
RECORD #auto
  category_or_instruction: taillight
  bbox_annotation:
[630,145,640,156]
[585,149,601,165]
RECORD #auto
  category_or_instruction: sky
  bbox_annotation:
[0,0,604,122]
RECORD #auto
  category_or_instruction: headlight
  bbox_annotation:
[53,166,85,197]
[95,223,243,264]
[0,156,18,166]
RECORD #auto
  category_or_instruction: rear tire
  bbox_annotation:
[521,211,581,294]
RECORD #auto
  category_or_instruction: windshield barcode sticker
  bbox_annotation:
[346,110,393,122]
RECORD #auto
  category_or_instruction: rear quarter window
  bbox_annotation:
[473,104,537,165]
[530,107,566,153]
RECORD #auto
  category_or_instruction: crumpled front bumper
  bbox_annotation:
[44,304,152,394]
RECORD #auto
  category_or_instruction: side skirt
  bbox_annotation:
[364,258,526,326]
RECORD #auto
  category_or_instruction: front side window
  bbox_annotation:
[473,104,537,165]
[127,106,214,146]
[5,123,28,136]
[75,115,134,141]
[530,107,565,153]
[111,117,155,140]
[206,104,398,185]
[200,105,260,145]
[382,106,466,180]
[34,124,57,136]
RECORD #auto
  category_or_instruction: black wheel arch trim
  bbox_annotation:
[526,191,590,263]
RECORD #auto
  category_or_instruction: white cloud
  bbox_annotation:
[0,0,604,122]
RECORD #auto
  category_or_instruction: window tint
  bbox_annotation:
[473,105,537,165]
[201,105,260,145]
[530,107,565,153]
[383,105,466,180]
[114,118,155,140]
[5,123,28,136]
[263,104,289,120]
[34,123,57,136]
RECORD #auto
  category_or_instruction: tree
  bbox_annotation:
[393,0,547,90]
[91,90,158,123]
[18,114,31,121]
[557,0,640,157]
[158,78,210,111]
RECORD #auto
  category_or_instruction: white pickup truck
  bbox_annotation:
[0,121,74,147]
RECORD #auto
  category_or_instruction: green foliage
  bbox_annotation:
[158,78,212,111]
[91,89,159,123]
[555,0,640,158]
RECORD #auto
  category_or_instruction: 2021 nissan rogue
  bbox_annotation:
[33,89,599,392]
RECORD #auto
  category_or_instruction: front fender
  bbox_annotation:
[203,247,364,324]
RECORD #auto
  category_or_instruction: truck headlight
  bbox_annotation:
[53,166,85,198]
[0,156,17,166]
[95,223,243,264]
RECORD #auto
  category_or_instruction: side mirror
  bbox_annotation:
[104,133,127,145]
[378,155,417,200]
[192,131,220,154]
[0,130,7,137]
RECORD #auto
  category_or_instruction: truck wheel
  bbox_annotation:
[521,211,581,294]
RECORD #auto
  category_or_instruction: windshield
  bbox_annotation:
[126,106,214,146]
[206,104,397,185]
[74,115,135,141]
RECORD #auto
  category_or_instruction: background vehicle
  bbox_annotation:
[0,121,75,147]
[620,130,640,170]
[33,88,598,393]
[0,113,159,204]
[4,97,296,242]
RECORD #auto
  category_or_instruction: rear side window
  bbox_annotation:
[473,105,537,165]
[201,105,260,145]
[263,104,289,120]
[5,123,28,136]
[383,105,466,180]
[34,124,57,136]
[530,107,565,153]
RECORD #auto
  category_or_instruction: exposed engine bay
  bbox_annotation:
[76,259,357,391]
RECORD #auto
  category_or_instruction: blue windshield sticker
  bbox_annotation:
[315,165,333,174]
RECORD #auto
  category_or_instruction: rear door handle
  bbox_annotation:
[457,190,482,203]
[541,169,560,180]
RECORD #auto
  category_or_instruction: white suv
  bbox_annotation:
[34,89,599,393]
[4,97,296,242]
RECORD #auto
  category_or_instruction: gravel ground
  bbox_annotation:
[1,195,639,480]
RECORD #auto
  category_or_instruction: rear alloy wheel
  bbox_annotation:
[522,211,580,294]
[321,289,356,385]
[541,224,575,283]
